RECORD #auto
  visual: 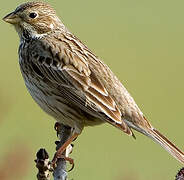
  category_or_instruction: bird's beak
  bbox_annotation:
[3,12,20,24]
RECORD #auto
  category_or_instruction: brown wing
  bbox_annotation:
[29,32,132,135]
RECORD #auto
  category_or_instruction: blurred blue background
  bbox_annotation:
[0,0,184,179]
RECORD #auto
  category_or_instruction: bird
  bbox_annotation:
[3,1,184,165]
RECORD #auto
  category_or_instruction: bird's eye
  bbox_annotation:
[29,12,38,19]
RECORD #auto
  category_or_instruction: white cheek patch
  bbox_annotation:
[50,23,54,29]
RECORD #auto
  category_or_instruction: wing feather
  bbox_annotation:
[29,34,132,135]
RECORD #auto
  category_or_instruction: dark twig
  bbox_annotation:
[176,167,184,180]
[35,123,73,180]
[35,148,52,180]
[53,123,73,180]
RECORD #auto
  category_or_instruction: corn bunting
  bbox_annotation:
[3,1,184,164]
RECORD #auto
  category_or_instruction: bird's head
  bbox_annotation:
[3,2,66,39]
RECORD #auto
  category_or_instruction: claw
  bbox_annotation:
[51,133,78,171]
[61,155,74,172]
[51,154,75,171]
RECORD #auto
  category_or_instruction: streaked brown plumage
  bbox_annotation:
[3,1,184,165]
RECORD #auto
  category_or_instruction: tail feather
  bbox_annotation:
[121,119,184,163]
[148,128,184,164]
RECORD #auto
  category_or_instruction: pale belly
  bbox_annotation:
[23,75,104,133]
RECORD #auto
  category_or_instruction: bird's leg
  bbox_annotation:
[52,133,78,168]
[52,123,78,169]
[52,133,78,164]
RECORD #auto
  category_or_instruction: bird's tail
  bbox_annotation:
[124,118,184,163]
[146,128,184,164]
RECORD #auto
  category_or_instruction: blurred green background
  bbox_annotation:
[0,0,184,179]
